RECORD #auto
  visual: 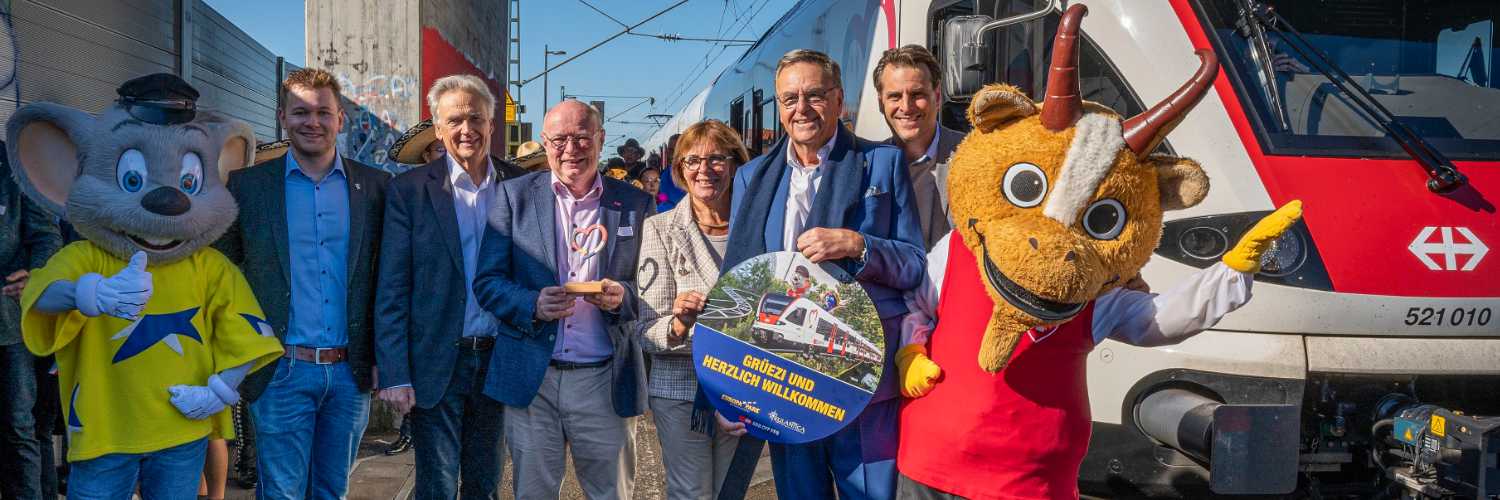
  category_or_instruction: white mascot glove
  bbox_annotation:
[168,374,238,420]
[75,251,152,320]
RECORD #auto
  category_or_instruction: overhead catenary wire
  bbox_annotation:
[517,0,692,87]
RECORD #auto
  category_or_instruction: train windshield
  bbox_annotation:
[760,294,792,316]
[1198,0,1500,160]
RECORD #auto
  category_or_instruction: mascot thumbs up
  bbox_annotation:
[892,5,1303,499]
[10,73,283,498]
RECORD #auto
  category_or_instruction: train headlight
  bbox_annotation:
[1258,229,1305,277]
[1178,226,1231,260]
[1156,210,1331,291]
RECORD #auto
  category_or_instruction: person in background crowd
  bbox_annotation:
[510,141,549,171]
[637,166,672,212]
[635,119,748,500]
[716,48,924,500]
[615,138,649,178]
[873,45,965,250]
[376,75,524,500]
[0,139,64,500]
[215,67,390,499]
[473,99,653,500]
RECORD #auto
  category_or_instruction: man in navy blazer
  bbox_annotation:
[717,49,925,500]
[472,99,652,500]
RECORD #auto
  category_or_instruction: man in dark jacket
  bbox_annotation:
[375,74,524,500]
[214,68,389,499]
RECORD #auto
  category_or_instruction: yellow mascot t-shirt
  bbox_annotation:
[20,241,284,462]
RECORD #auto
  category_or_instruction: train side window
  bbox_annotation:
[751,89,766,153]
[730,97,746,138]
[816,320,834,337]
[785,308,806,326]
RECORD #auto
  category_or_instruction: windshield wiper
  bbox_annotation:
[1240,1,1468,194]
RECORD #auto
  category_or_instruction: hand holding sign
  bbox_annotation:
[565,224,609,295]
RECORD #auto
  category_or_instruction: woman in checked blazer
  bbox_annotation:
[635,120,750,500]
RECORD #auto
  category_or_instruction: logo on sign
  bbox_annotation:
[1408,227,1487,271]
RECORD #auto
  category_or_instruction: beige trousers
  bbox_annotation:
[505,365,636,500]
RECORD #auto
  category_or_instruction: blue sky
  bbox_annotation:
[208,0,798,148]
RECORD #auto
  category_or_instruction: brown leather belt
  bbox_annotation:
[283,345,347,364]
[455,336,495,351]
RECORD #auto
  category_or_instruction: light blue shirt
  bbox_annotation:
[284,152,350,348]
[446,154,500,338]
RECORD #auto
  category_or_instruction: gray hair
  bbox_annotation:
[776,49,842,86]
[426,74,497,120]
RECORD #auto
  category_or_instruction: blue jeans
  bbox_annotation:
[410,347,504,500]
[67,437,207,500]
[250,358,370,500]
[0,342,41,500]
[769,397,900,500]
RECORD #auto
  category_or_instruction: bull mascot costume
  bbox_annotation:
[893,5,1303,499]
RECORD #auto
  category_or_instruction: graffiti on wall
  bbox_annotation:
[336,72,415,173]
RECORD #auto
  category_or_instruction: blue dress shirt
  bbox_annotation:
[284,153,350,348]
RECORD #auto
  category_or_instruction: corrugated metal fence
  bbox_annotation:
[1,0,286,142]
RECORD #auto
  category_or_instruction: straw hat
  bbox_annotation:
[253,139,291,165]
[511,140,547,170]
[387,119,437,165]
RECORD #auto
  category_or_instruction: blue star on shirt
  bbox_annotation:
[111,308,202,364]
[240,313,275,337]
[68,383,82,433]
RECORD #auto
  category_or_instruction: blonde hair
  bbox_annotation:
[671,119,750,188]
[280,68,342,109]
[426,74,497,120]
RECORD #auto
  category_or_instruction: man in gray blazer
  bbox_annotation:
[215,68,389,499]
[875,45,966,250]
[0,143,63,500]
[472,99,653,500]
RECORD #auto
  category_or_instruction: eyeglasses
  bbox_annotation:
[541,132,596,150]
[778,87,836,108]
[681,154,732,171]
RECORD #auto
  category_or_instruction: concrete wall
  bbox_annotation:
[420,0,507,79]
[306,0,421,172]
[420,0,508,156]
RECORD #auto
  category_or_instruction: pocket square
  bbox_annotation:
[618,226,634,237]
[864,186,887,197]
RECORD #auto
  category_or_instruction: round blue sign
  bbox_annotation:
[692,251,885,444]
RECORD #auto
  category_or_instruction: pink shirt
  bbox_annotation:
[549,172,613,362]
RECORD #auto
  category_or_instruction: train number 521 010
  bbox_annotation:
[1404,307,1492,327]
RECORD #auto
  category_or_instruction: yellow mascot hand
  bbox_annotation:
[1223,200,1303,273]
[896,344,942,398]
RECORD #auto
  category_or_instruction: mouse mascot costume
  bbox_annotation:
[892,6,1302,499]
[10,74,283,499]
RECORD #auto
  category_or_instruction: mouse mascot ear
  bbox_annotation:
[5,102,94,217]
[200,114,256,185]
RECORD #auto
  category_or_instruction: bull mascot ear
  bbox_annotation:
[5,102,95,217]
[967,84,1039,133]
[1150,155,1210,211]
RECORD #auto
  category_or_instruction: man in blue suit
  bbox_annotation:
[718,49,926,500]
[472,99,653,500]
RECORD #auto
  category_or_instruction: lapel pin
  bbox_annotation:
[355,183,362,191]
